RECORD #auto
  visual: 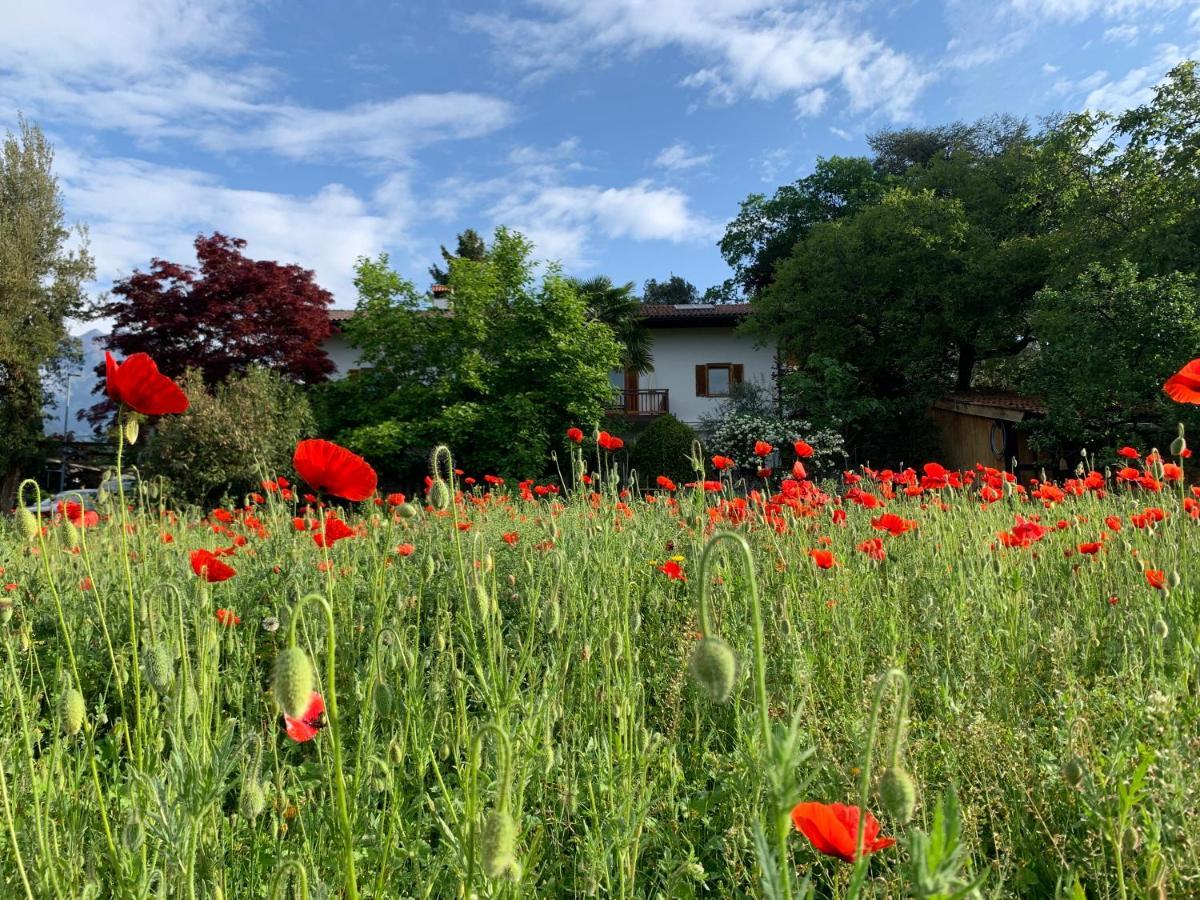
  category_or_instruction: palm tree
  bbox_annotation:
[569,276,654,374]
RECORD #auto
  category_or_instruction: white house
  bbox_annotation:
[321,302,778,428]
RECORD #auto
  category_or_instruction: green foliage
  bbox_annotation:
[1028,262,1200,454]
[642,274,699,305]
[0,118,94,505]
[627,414,698,485]
[321,228,622,481]
[143,367,314,503]
[570,275,653,373]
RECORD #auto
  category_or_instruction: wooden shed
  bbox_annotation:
[930,392,1049,481]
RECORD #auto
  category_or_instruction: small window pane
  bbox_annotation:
[707,366,730,396]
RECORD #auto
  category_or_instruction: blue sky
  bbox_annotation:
[3,0,1198,314]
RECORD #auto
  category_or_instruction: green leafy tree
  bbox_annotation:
[570,275,653,373]
[0,118,94,509]
[1027,261,1200,456]
[429,228,488,286]
[718,156,891,298]
[143,367,315,504]
[642,274,699,305]
[321,228,622,480]
[627,414,698,486]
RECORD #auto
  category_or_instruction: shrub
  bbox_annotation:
[627,414,698,486]
[142,367,314,504]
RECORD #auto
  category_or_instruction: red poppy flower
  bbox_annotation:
[1145,569,1166,590]
[754,441,774,457]
[502,531,519,545]
[712,455,734,471]
[791,802,895,863]
[566,427,584,443]
[598,431,625,451]
[871,513,917,536]
[104,352,189,415]
[56,501,99,528]
[793,440,814,458]
[313,516,355,548]
[857,537,886,561]
[809,549,838,570]
[1077,541,1103,555]
[658,560,686,581]
[1117,446,1141,459]
[1164,358,1200,404]
[284,691,326,742]
[189,549,236,582]
[656,475,677,492]
[293,439,377,502]
[396,543,415,557]
[386,492,406,506]
[215,608,241,626]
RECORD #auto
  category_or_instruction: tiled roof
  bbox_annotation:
[326,302,753,326]
[939,392,1047,415]
[327,309,356,321]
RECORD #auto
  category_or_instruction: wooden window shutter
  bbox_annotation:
[732,364,744,386]
[695,364,708,397]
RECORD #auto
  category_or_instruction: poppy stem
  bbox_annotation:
[268,859,310,900]
[288,592,359,900]
[113,408,145,769]
[472,722,514,812]
[851,668,909,891]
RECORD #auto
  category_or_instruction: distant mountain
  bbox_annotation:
[43,329,106,438]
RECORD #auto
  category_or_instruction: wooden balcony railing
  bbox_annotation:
[608,388,669,416]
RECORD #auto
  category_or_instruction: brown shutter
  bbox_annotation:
[695,364,707,397]
[732,364,744,386]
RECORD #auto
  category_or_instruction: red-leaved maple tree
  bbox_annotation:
[87,233,335,425]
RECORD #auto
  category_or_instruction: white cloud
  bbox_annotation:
[653,143,714,171]
[0,0,515,164]
[467,0,931,120]
[54,150,412,304]
[1055,42,1198,113]
[1104,24,1140,43]
[829,126,854,140]
[1008,0,1182,20]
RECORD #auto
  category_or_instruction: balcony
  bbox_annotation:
[608,388,669,417]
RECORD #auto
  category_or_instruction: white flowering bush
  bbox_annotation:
[703,410,845,477]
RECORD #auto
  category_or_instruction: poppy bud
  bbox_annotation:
[124,418,140,445]
[374,680,395,718]
[471,580,493,620]
[430,478,451,511]
[608,631,623,663]
[389,737,405,766]
[1168,571,1181,590]
[1062,756,1086,787]
[239,780,266,821]
[630,609,642,632]
[480,808,519,880]
[59,687,86,736]
[1154,618,1170,640]
[144,642,174,695]
[397,502,419,519]
[59,519,79,549]
[0,599,12,624]
[423,555,436,582]
[1171,436,1187,457]
[122,814,145,852]
[183,684,199,719]
[1122,825,1142,856]
[17,506,39,543]
[541,598,561,634]
[879,767,917,823]
[688,636,737,703]
[272,646,315,720]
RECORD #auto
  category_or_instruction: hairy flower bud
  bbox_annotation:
[239,780,266,821]
[1062,756,1086,787]
[430,478,451,511]
[879,766,917,823]
[59,519,79,549]
[17,506,39,543]
[541,598,561,634]
[471,580,493,620]
[688,636,737,703]
[144,642,174,695]
[272,645,315,720]
[480,808,519,880]
[124,418,140,445]
[59,687,86,736]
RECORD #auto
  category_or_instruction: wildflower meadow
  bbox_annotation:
[2,352,1200,899]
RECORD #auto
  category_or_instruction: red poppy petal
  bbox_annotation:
[293,439,378,502]
[284,715,319,742]
[109,353,189,415]
[792,803,855,862]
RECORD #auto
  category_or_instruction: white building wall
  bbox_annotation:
[323,332,362,378]
[638,326,777,426]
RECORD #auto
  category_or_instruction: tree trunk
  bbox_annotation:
[0,464,22,513]
[955,344,976,392]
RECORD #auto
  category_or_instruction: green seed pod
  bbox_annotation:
[480,808,518,880]
[59,688,86,736]
[272,646,315,720]
[688,636,737,704]
[17,506,39,543]
[239,780,266,821]
[1062,756,1086,787]
[144,642,174,695]
[879,767,917,824]
[430,478,451,511]
[542,598,561,634]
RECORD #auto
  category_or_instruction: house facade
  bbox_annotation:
[321,302,777,429]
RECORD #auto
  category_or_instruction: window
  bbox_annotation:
[695,363,744,398]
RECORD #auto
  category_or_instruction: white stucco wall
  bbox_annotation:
[323,332,363,378]
[636,326,777,426]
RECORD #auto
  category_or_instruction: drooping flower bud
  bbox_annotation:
[1062,756,1086,787]
[59,687,86,736]
[688,636,737,703]
[239,780,266,821]
[541,598,561,634]
[879,766,917,823]
[480,808,519,880]
[59,519,79,549]
[471,580,493,620]
[1154,618,1170,640]
[272,645,315,720]
[430,478,451,511]
[17,506,39,543]
[144,642,174,695]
